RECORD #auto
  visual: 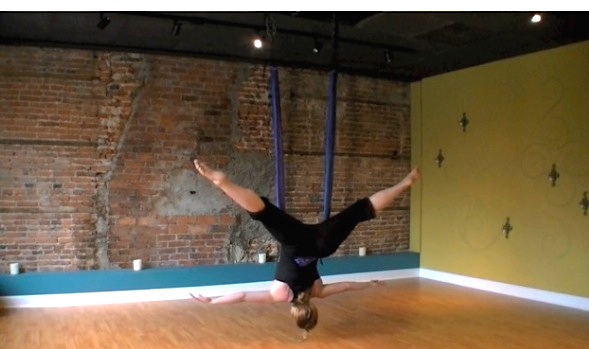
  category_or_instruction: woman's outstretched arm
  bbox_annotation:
[311,279,381,299]
[191,281,292,304]
[190,290,276,304]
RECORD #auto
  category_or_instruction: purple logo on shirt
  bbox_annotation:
[294,256,317,267]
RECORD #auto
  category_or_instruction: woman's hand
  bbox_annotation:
[190,293,211,303]
[370,280,382,287]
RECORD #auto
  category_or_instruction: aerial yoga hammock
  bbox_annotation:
[269,66,337,218]
[268,11,337,218]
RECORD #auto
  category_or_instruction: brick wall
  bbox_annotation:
[0,46,411,272]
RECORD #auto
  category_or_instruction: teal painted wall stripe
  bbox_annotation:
[0,252,419,296]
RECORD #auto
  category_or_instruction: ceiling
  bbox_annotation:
[1,12,588,82]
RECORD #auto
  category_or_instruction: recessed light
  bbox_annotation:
[313,39,323,54]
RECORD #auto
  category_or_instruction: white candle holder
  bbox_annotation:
[9,262,20,275]
[359,247,367,257]
[132,259,143,271]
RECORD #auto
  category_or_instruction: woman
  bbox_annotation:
[190,159,420,334]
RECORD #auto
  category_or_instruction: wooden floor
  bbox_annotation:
[2,278,589,349]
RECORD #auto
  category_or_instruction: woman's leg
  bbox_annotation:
[369,168,420,212]
[316,167,420,256]
[194,159,307,245]
[193,159,265,213]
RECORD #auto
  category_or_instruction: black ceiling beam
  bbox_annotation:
[0,37,418,82]
[118,12,417,54]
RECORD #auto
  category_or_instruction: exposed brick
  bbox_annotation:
[0,46,411,272]
[118,217,137,226]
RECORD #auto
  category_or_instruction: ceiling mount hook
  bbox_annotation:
[331,13,339,68]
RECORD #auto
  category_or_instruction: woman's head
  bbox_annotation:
[290,290,318,333]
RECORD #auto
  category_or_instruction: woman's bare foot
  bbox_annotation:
[368,167,421,212]
[193,159,265,212]
[193,160,227,186]
[404,168,421,187]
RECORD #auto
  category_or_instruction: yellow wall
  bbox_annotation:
[411,41,589,298]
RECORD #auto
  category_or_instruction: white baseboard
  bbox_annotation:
[420,268,589,312]
[4,268,588,312]
[2,282,273,308]
[1,269,420,308]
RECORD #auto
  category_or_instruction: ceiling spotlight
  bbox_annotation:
[384,49,393,64]
[97,13,111,30]
[172,21,182,36]
[531,13,542,23]
[313,39,323,54]
[253,37,263,49]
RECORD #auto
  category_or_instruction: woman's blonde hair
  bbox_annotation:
[290,290,318,333]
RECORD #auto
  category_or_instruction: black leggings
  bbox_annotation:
[249,197,376,257]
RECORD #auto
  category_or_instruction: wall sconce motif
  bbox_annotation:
[548,163,560,187]
[459,112,469,132]
[580,191,589,216]
[502,217,513,239]
[436,149,445,168]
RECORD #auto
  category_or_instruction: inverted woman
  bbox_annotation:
[190,159,420,334]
